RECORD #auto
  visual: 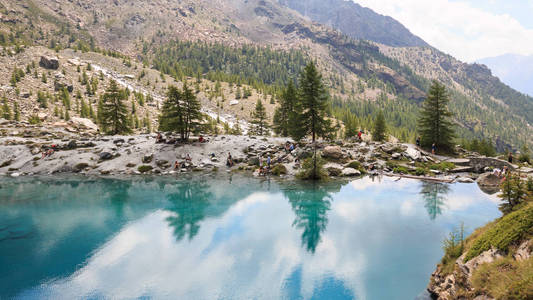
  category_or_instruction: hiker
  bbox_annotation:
[357,130,363,141]
[508,152,513,163]
[294,157,301,168]
[289,143,295,152]
[198,136,205,143]
[174,161,181,170]
[432,143,436,155]
[185,153,192,163]
[259,156,263,168]
[156,133,162,143]
[285,143,291,153]
[493,168,501,177]
[416,136,421,147]
[226,153,234,167]
[267,156,271,169]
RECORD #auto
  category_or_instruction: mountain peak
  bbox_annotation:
[278,0,429,47]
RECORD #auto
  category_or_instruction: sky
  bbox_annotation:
[353,0,533,62]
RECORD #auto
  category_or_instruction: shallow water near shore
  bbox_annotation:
[0,175,501,300]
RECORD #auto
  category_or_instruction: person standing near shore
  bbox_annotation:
[508,152,513,163]
[416,136,421,147]
[432,143,436,155]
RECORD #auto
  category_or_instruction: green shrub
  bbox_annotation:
[465,203,533,261]
[137,165,153,173]
[271,164,287,176]
[28,114,41,125]
[297,154,328,181]
[393,166,409,174]
[414,167,428,176]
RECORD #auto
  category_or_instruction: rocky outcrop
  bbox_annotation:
[470,157,515,173]
[476,172,501,187]
[428,248,503,300]
[39,56,59,69]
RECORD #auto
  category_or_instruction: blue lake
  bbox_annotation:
[0,175,501,300]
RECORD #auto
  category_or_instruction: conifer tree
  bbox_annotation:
[100,80,131,135]
[13,102,20,121]
[181,83,203,140]
[372,110,387,142]
[273,81,297,136]
[291,62,332,142]
[250,99,268,136]
[2,97,11,120]
[418,81,456,151]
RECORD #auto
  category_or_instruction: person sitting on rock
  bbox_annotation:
[156,133,165,144]
[185,154,192,163]
[226,153,234,167]
[289,143,295,152]
[174,161,180,170]
[357,130,363,141]
[199,136,205,143]
[294,157,301,168]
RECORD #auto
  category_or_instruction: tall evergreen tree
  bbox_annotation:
[292,62,332,142]
[159,86,183,133]
[2,97,11,120]
[418,81,456,151]
[181,83,203,140]
[250,99,269,136]
[100,80,131,135]
[273,81,297,136]
[372,110,387,142]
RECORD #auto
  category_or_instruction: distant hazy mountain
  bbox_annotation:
[278,0,429,47]
[478,54,533,97]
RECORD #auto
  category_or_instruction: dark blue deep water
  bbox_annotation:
[0,175,501,300]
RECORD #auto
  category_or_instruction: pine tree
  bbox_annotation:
[13,102,20,121]
[100,80,131,135]
[2,97,11,120]
[418,81,456,151]
[250,99,269,136]
[372,110,387,142]
[159,85,183,133]
[498,173,527,214]
[181,83,203,140]
[292,62,333,142]
[343,112,358,139]
[273,81,297,136]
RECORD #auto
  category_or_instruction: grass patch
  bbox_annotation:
[430,162,456,172]
[471,256,533,300]
[465,203,533,262]
[344,161,367,174]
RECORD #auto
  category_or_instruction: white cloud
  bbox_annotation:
[354,0,533,61]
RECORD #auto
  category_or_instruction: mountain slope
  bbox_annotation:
[478,54,533,97]
[1,0,531,150]
[278,0,429,47]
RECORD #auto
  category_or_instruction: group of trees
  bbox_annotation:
[272,62,334,142]
[158,83,203,140]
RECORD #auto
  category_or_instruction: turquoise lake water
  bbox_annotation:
[0,175,501,300]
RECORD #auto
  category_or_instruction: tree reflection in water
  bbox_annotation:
[283,182,343,254]
[420,181,450,220]
[165,181,212,242]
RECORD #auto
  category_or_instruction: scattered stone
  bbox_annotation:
[391,153,401,160]
[99,152,113,160]
[457,177,474,183]
[404,147,421,161]
[142,153,154,163]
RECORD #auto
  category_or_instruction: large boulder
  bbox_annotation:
[39,56,59,70]
[404,147,421,161]
[70,117,98,131]
[342,168,361,177]
[476,172,501,187]
[323,146,343,160]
